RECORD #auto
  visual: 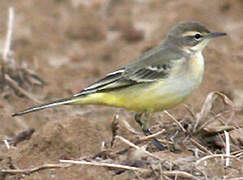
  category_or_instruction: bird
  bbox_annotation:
[12,21,226,150]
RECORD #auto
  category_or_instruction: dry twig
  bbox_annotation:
[120,116,142,135]
[1,7,44,103]
[194,91,237,133]
[3,7,14,62]
[231,150,243,157]
[164,111,187,133]
[190,138,213,155]
[3,139,10,149]
[194,92,217,132]
[5,74,42,103]
[1,7,14,83]
[196,154,240,166]
[183,104,196,120]
[110,114,119,147]
[60,159,149,172]
[0,163,71,175]
[224,130,230,167]
[162,170,199,180]
[139,129,165,141]
[116,135,164,161]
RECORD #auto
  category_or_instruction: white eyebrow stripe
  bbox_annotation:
[182,31,200,36]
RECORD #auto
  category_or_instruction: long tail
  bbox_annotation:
[12,96,78,117]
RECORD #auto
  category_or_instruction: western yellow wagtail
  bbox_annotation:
[12,21,226,150]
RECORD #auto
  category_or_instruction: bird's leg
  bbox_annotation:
[142,112,151,133]
[134,113,165,150]
[134,113,143,127]
[143,112,165,150]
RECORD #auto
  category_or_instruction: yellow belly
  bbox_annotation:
[72,80,193,112]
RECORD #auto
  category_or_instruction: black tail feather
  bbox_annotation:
[12,97,76,117]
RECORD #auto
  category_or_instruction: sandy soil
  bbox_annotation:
[0,0,242,179]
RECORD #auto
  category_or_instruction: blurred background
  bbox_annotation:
[0,0,242,179]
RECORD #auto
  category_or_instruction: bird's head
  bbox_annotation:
[164,21,226,53]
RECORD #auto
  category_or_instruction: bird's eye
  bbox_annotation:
[194,33,202,40]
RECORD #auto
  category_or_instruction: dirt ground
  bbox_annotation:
[0,0,242,179]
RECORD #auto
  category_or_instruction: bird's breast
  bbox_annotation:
[151,52,205,109]
[174,52,205,94]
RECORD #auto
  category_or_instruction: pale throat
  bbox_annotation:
[184,40,210,80]
[180,47,205,82]
[189,51,205,83]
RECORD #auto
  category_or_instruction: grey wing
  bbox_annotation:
[73,47,179,97]
[73,66,171,97]
[124,46,183,82]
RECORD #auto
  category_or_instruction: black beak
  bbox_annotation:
[206,32,227,39]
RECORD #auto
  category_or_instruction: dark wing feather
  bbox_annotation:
[74,66,170,97]
[126,66,170,82]
[73,69,125,96]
